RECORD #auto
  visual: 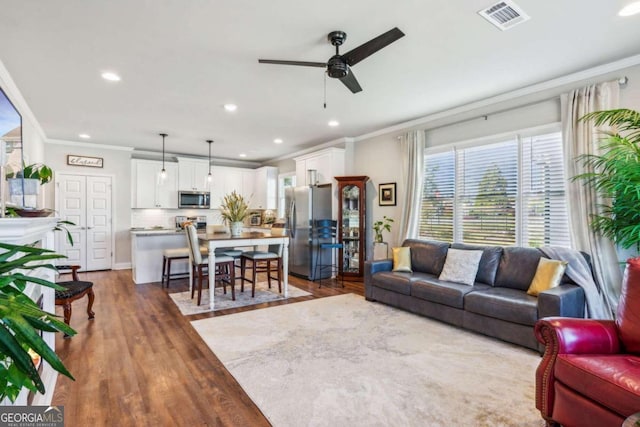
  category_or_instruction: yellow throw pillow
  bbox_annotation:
[527,258,568,296]
[392,247,412,273]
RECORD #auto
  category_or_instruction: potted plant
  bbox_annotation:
[220,191,250,236]
[372,216,394,260]
[572,108,640,249]
[373,216,394,243]
[0,242,75,402]
[5,162,53,209]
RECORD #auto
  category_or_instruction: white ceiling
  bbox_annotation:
[1,1,639,162]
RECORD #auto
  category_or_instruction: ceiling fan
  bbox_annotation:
[258,27,405,94]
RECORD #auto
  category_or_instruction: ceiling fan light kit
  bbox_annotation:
[258,27,405,94]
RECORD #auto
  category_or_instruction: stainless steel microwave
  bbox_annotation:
[178,191,210,209]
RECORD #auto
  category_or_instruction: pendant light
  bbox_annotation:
[206,140,213,182]
[159,133,168,179]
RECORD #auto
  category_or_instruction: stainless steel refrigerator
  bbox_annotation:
[285,184,332,280]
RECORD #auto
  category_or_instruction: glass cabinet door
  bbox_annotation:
[341,184,360,274]
[336,176,369,280]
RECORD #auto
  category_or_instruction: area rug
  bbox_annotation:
[169,282,311,315]
[191,294,544,427]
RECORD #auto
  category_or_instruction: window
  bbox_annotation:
[277,172,296,218]
[420,128,570,248]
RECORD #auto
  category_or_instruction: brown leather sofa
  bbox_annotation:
[364,239,588,351]
[534,257,640,427]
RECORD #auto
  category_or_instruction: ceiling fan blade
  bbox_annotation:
[341,27,405,67]
[258,59,327,68]
[339,69,362,93]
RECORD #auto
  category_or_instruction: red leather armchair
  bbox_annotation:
[535,258,640,427]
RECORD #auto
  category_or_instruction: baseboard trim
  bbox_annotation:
[113,262,132,270]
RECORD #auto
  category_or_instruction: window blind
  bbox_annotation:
[420,151,455,241]
[520,132,570,247]
[419,129,570,248]
[458,140,518,246]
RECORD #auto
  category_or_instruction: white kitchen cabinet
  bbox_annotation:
[177,157,211,191]
[243,170,255,203]
[252,166,278,209]
[295,147,345,186]
[131,159,179,208]
[210,166,254,208]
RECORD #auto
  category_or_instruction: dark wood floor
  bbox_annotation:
[52,269,362,426]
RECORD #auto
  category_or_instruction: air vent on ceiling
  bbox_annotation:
[478,0,530,31]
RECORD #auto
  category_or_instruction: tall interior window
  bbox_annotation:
[419,127,570,248]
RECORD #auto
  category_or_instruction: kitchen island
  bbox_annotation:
[130,228,188,284]
[130,227,277,285]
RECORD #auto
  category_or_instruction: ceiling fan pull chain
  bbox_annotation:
[324,70,327,109]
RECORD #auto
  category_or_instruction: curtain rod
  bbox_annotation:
[397,75,629,138]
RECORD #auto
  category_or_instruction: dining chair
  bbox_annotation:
[184,224,236,305]
[55,265,95,338]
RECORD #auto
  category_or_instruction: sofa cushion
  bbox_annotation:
[370,271,412,295]
[616,257,640,354]
[392,247,412,272]
[464,287,539,326]
[402,239,449,275]
[527,258,567,296]
[412,277,490,309]
[438,249,483,286]
[555,354,640,416]
[451,243,502,285]
[494,246,542,291]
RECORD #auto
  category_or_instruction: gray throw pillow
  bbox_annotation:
[438,249,484,286]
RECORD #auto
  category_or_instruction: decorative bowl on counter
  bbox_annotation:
[14,208,54,217]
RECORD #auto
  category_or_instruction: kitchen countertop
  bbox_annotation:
[130,226,274,236]
[130,228,184,236]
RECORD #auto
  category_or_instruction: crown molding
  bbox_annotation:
[46,139,134,151]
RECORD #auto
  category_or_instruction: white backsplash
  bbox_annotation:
[131,209,224,229]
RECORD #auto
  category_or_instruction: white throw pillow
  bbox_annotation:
[438,249,483,286]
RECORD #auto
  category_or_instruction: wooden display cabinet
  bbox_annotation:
[335,176,369,280]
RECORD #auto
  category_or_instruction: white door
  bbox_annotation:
[86,176,112,270]
[56,173,113,271]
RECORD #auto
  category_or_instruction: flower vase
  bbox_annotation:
[230,221,244,236]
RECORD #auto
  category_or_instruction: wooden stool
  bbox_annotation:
[161,248,189,287]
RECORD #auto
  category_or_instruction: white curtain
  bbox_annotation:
[561,80,620,319]
[398,130,425,241]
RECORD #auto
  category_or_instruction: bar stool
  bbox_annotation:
[162,245,208,288]
[312,219,344,288]
[240,244,282,297]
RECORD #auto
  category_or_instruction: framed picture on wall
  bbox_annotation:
[378,182,396,206]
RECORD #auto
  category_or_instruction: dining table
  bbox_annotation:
[197,231,290,309]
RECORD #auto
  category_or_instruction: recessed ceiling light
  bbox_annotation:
[273,138,283,144]
[101,71,121,82]
[328,120,340,127]
[78,133,91,139]
[619,1,640,16]
[224,104,238,112]
[239,153,247,158]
